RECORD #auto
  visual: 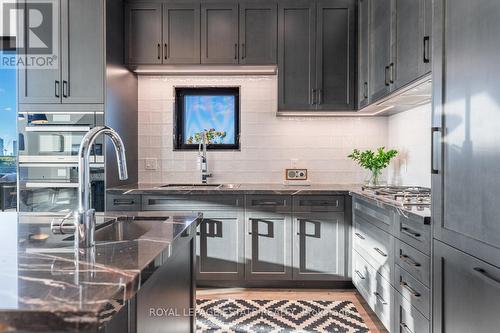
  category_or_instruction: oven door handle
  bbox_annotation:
[25,126,91,132]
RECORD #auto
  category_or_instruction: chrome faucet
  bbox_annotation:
[51,126,128,250]
[197,130,212,184]
[77,126,128,248]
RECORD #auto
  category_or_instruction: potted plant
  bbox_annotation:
[348,147,398,186]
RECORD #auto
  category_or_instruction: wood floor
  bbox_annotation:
[197,288,388,333]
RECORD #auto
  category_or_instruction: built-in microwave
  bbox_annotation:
[18,112,104,163]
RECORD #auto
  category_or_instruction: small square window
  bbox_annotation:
[174,87,240,150]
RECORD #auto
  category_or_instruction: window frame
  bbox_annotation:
[174,87,241,150]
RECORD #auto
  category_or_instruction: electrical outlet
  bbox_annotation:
[145,158,158,170]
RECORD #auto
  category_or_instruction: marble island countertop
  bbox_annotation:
[0,211,202,332]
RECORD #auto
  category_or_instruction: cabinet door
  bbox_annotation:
[246,214,293,280]
[393,0,425,90]
[18,0,61,104]
[293,212,346,280]
[239,1,277,65]
[358,0,370,108]
[61,0,104,103]
[196,211,245,281]
[278,0,316,111]
[433,240,500,333]
[315,0,356,110]
[125,3,162,64]
[432,0,500,267]
[369,0,393,102]
[200,2,239,64]
[163,3,200,64]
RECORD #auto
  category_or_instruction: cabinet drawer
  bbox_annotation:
[293,195,344,212]
[246,195,291,213]
[395,265,430,319]
[353,196,394,233]
[354,217,394,282]
[143,195,242,211]
[371,266,394,331]
[106,194,141,211]
[395,292,430,333]
[396,212,431,255]
[352,249,372,301]
[395,239,430,287]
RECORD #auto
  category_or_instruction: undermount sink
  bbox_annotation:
[63,216,167,242]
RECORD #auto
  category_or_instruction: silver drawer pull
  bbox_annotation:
[373,292,387,305]
[400,323,414,333]
[355,270,365,280]
[355,232,365,240]
[401,226,421,238]
[113,199,135,205]
[473,267,500,285]
[374,247,388,257]
[254,201,281,206]
[400,281,421,298]
[400,254,421,267]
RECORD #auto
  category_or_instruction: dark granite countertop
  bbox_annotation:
[107,182,360,195]
[0,211,201,332]
[107,183,431,222]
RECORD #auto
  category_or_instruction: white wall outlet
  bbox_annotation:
[145,158,158,170]
[290,158,299,168]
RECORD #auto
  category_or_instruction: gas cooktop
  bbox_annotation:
[361,185,431,207]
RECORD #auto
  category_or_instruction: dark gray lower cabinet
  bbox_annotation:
[293,212,345,280]
[246,213,293,280]
[433,240,500,333]
[196,211,245,281]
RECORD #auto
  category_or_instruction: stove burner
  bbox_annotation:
[362,185,431,207]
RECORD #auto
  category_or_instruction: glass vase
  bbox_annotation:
[366,169,385,187]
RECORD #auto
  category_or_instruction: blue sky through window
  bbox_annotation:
[183,95,236,145]
[0,51,17,157]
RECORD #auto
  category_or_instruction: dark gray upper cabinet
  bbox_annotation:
[19,0,104,104]
[278,0,356,112]
[292,212,346,280]
[62,0,104,103]
[433,240,500,333]
[278,0,316,110]
[201,2,239,64]
[432,0,500,268]
[239,1,277,65]
[357,0,370,108]
[163,3,201,64]
[125,2,162,64]
[369,0,393,102]
[315,0,356,110]
[393,0,429,90]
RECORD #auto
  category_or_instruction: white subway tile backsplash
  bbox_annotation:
[137,75,430,185]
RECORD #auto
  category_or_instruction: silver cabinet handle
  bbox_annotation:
[318,89,322,105]
[157,43,161,60]
[473,267,500,285]
[234,43,238,60]
[310,88,317,105]
[355,232,365,240]
[400,280,421,298]
[384,66,390,86]
[423,36,430,63]
[355,270,365,280]
[363,82,368,99]
[373,292,387,304]
[389,62,395,84]
[400,323,414,333]
[113,199,135,206]
[401,226,421,238]
[241,43,246,59]
[400,254,421,267]
[374,247,388,257]
[431,126,441,174]
[164,43,168,60]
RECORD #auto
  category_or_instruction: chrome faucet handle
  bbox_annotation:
[76,209,96,248]
[51,211,76,235]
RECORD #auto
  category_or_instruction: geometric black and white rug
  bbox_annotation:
[196,299,370,333]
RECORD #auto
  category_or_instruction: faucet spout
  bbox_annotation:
[76,126,128,249]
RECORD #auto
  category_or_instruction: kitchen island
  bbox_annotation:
[0,211,202,333]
